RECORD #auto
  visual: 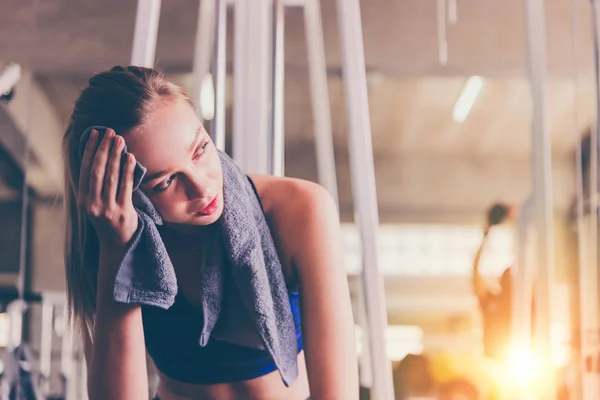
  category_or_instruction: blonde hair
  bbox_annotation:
[62,66,192,341]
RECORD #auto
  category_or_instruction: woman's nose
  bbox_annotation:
[182,170,211,200]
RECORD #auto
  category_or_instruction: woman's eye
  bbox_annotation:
[193,140,210,160]
[153,175,176,194]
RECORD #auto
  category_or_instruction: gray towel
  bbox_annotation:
[78,126,299,387]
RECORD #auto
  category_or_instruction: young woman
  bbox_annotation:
[62,66,358,400]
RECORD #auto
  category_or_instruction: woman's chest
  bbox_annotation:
[166,246,209,306]
[167,239,298,307]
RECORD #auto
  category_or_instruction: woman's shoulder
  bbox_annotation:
[248,175,340,276]
[247,175,335,218]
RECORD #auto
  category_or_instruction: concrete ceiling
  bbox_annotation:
[0,0,595,221]
[0,0,595,77]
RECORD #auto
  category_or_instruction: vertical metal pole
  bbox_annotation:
[591,1,600,237]
[232,0,273,174]
[193,0,216,124]
[271,0,285,176]
[590,5,600,394]
[80,351,88,400]
[355,282,373,389]
[571,1,594,397]
[61,310,74,400]
[211,0,227,152]
[578,218,595,399]
[130,0,162,67]
[524,0,556,398]
[336,0,394,399]
[39,301,53,394]
[233,0,247,165]
[4,300,24,400]
[586,1,600,396]
[436,0,448,65]
[511,197,534,356]
[7,300,23,350]
[447,0,458,24]
[581,213,599,398]
[304,0,339,207]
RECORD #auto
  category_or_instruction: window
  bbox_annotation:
[355,324,424,361]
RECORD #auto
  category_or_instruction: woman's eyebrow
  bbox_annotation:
[143,168,170,184]
[188,126,202,154]
[142,126,203,184]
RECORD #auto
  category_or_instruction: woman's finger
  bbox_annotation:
[103,135,125,203]
[89,129,115,199]
[117,153,136,206]
[78,129,100,199]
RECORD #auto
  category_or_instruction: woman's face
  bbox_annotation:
[125,99,224,226]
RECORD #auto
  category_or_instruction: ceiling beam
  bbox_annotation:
[0,71,63,197]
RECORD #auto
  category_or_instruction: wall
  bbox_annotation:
[285,141,577,224]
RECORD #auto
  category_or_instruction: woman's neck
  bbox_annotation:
[160,222,219,248]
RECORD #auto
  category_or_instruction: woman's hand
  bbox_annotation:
[78,129,148,400]
[78,128,138,253]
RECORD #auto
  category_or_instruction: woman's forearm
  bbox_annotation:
[88,252,148,400]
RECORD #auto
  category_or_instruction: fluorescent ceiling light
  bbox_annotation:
[452,75,484,123]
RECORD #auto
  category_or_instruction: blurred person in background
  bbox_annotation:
[472,204,518,361]
[392,354,436,399]
[437,378,480,400]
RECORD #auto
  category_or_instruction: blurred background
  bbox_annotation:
[0,0,597,399]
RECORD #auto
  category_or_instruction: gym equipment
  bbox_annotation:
[505,1,562,400]
[524,0,558,399]
[130,0,161,68]
[335,0,395,397]
[0,290,75,400]
[584,2,600,400]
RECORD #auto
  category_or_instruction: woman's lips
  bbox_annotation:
[196,195,219,216]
